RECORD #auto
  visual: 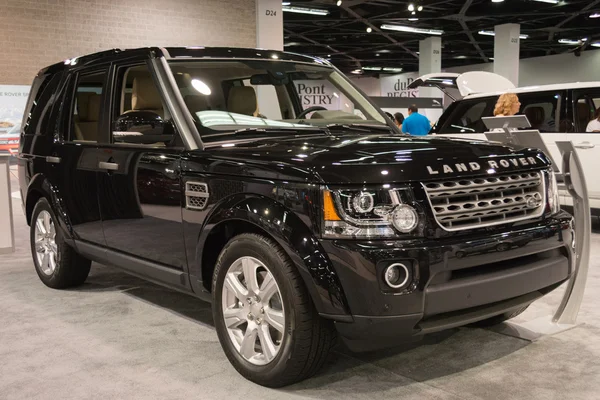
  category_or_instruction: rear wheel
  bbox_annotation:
[30,198,91,289]
[212,233,336,387]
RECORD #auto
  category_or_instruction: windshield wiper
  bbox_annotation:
[325,123,393,133]
[202,126,328,140]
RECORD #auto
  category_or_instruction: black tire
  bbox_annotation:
[212,233,336,387]
[30,198,91,289]
[473,305,529,327]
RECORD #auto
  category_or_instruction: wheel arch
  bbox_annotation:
[25,173,73,241]
[197,195,350,318]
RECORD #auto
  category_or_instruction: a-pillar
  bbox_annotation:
[418,37,442,99]
[255,0,283,117]
[494,23,520,86]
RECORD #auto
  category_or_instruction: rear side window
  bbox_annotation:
[435,98,495,134]
[22,72,62,136]
[519,91,562,133]
[436,91,564,134]
[573,90,600,133]
[68,69,108,142]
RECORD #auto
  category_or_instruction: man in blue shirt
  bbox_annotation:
[401,105,431,136]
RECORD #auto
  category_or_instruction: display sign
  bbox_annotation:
[380,72,420,98]
[0,85,29,155]
[0,85,30,133]
[295,80,355,113]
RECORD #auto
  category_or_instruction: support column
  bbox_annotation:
[494,23,520,86]
[418,37,442,99]
[255,0,284,117]
[0,155,15,254]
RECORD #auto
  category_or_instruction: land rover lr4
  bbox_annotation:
[19,47,574,387]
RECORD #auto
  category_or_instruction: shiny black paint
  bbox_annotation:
[19,47,574,343]
[96,147,188,270]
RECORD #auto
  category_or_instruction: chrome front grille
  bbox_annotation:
[423,171,546,231]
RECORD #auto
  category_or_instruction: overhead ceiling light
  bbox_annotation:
[590,13,600,18]
[381,24,443,35]
[337,0,342,5]
[411,11,416,14]
[282,6,329,15]
[351,69,363,74]
[417,5,423,11]
[366,27,372,33]
[591,42,600,47]
[454,55,468,59]
[282,1,291,5]
[408,3,415,11]
[362,66,382,71]
[558,38,587,45]
[284,42,302,47]
[408,17,419,21]
[532,0,559,3]
[382,67,403,73]
[491,0,504,2]
[478,30,529,39]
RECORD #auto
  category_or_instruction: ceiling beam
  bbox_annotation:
[283,28,362,67]
[456,0,489,62]
[340,4,419,58]
[546,0,600,54]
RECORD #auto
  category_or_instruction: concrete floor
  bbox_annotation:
[2,165,600,400]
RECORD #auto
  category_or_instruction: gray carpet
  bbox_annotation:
[2,166,600,400]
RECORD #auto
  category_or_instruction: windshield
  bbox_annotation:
[168,60,388,140]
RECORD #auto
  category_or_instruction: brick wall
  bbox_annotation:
[0,0,257,84]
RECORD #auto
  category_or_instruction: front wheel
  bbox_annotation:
[212,233,336,387]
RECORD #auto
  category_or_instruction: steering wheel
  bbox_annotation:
[297,106,328,119]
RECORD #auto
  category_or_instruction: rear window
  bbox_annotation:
[434,90,564,134]
[22,71,62,135]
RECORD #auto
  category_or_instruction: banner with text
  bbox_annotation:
[380,72,420,98]
[0,85,30,133]
[295,80,355,113]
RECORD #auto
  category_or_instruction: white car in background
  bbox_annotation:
[410,71,600,214]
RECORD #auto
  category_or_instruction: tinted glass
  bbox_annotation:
[167,60,387,140]
[574,90,600,133]
[69,70,108,142]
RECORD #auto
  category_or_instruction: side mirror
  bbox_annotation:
[113,111,174,145]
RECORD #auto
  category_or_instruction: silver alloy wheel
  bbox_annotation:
[221,256,285,366]
[34,210,58,276]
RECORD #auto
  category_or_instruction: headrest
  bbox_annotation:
[76,92,95,121]
[184,95,208,114]
[132,75,163,111]
[524,106,544,126]
[227,86,257,116]
[576,102,590,120]
[87,94,101,122]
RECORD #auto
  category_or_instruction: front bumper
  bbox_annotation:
[321,211,574,352]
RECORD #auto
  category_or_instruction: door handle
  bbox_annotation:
[45,156,61,164]
[574,142,595,149]
[98,161,119,171]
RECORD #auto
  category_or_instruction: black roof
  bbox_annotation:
[39,46,329,76]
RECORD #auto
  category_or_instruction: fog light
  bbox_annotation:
[384,263,410,289]
[391,204,418,233]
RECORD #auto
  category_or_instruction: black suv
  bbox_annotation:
[19,47,574,387]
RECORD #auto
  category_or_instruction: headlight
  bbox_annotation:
[322,186,422,238]
[547,169,560,214]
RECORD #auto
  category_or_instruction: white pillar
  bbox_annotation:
[255,0,284,118]
[494,23,520,86]
[418,37,442,99]
[0,155,15,254]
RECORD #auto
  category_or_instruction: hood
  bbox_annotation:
[187,133,551,184]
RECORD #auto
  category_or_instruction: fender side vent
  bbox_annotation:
[185,181,209,210]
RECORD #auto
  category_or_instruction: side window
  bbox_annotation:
[519,91,561,133]
[70,70,108,142]
[439,99,494,133]
[111,64,180,148]
[573,91,600,133]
